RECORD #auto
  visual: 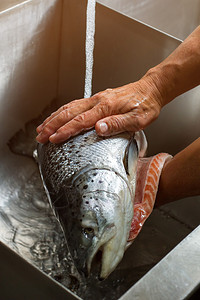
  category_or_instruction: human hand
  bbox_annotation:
[36,76,163,144]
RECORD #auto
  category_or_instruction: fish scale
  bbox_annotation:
[40,130,131,193]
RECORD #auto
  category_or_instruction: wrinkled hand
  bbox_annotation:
[36,76,163,144]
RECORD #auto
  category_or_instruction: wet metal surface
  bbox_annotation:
[0,242,81,300]
[4,109,80,293]
[98,0,200,40]
[121,226,200,300]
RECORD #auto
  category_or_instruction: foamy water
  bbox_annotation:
[84,0,96,98]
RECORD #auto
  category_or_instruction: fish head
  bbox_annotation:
[55,169,133,280]
[37,130,147,279]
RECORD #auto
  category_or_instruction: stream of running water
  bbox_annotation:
[84,0,96,98]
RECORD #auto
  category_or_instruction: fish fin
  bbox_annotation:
[134,130,148,158]
[128,153,172,241]
[7,99,58,158]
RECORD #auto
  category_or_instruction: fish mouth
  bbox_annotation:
[86,224,127,279]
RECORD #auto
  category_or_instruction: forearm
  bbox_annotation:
[143,26,200,106]
[156,138,200,206]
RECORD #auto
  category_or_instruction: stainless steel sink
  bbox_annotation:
[0,1,200,299]
[98,0,200,40]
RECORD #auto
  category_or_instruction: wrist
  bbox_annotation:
[143,64,179,107]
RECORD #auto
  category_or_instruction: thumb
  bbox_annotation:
[95,113,140,136]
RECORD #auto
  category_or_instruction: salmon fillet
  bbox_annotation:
[129,153,172,241]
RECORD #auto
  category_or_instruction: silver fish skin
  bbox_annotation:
[37,129,147,279]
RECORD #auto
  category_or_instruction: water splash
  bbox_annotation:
[84,0,96,98]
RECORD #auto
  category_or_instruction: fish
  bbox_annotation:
[37,129,147,279]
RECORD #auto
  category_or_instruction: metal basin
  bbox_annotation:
[98,0,200,40]
[0,0,200,299]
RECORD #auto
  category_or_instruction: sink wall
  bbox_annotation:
[98,0,200,40]
[0,1,199,299]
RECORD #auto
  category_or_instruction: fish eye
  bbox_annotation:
[82,227,95,246]
[84,227,94,235]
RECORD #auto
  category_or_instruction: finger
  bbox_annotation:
[49,104,106,143]
[36,98,98,143]
[95,112,144,136]
[36,97,97,134]
[36,110,76,143]
[36,124,43,133]
[36,99,86,133]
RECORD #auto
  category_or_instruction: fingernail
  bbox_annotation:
[99,122,108,134]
